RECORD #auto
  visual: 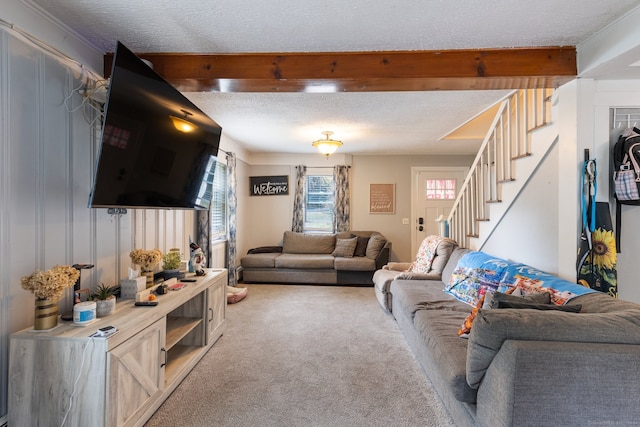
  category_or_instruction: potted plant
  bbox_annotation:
[162,249,182,280]
[91,283,118,317]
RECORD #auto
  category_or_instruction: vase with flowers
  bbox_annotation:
[129,248,162,288]
[21,265,80,330]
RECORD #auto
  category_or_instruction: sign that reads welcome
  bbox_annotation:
[250,175,289,196]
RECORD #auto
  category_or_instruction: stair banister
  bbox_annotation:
[446,88,553,248]
[447,94,511,247]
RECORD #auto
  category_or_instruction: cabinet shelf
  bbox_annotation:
[166,317,202,350]
[165,344,201,384]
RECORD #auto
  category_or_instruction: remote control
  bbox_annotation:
[181,279,196,282]
[134,301,158,306]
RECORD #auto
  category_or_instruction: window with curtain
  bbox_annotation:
[304,173,335,233]
[206,161,227,240]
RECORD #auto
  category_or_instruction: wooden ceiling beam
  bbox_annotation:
[104,47,576,92]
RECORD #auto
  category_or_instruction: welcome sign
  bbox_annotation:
[250,175,289,196]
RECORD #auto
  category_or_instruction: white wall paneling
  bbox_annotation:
[0,27,196,419]
[0,28,10,422]
[131,208,195,270]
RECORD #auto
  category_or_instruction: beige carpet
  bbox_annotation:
[145,284,455,427]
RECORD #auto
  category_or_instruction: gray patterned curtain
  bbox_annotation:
[226,152,238,286]
[197,209,210,267]
[291,165,306,232]
[333,165,350,232]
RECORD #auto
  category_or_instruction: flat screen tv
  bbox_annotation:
[89,41,221,209]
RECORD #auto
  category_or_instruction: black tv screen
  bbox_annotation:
[89,41,221,209]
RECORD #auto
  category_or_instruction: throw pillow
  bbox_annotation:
[489,290,551,308]
[365,235,387,259]
[333,237,358,258]
[354,236,370,257]
[496,300,582,312]
[457,288,545,338]
[457,294,486,338]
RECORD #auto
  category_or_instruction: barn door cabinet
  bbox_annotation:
[8,269,227,427]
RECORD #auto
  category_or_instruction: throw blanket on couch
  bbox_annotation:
[445,251,596,307]
[407,235,448,274]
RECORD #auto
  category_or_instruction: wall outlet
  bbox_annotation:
[402,218,410,225]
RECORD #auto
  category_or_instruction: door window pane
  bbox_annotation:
[425,179,456,200]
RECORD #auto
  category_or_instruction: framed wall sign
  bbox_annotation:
[369,183,395,214]
[250,175,289,196]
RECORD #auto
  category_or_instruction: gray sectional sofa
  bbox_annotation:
[240,230,390,285]
[374,240,640,427]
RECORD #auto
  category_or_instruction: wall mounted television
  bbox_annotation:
[88,41,222,210]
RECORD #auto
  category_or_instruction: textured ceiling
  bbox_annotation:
[27,0,640,156]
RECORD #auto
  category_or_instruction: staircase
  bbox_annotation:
[447,88,556,249]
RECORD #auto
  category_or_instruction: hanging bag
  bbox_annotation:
[612,129,640,252]
[613,134,640,201]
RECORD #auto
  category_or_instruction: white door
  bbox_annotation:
[411,167,467,256]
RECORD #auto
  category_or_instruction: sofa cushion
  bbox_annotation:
[466,308,640,389]
[413,309,478,403]
[390,280,471,320]
[282,231,336,254]
[240,253,280,268]
[365,234,387,259]
[334,256,376,271]
[427,238,458,276]
[568,291,640,313]
[275,253,335,269]
[332,237,358,258]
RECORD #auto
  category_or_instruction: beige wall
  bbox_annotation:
[234,154,474,262]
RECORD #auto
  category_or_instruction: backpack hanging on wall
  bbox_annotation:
[612,127,640,252]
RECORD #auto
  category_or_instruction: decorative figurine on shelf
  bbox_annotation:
[189,241,207,276]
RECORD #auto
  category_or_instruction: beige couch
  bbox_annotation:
[241,231,391,285]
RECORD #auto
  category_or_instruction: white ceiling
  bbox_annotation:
[27,0,640,156]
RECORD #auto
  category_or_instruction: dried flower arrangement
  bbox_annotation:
[20,265,80,302]
[129,248,162,270]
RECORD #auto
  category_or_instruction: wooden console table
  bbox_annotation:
[8,269,227,427]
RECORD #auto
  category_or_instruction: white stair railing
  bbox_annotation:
[447,88,553,248]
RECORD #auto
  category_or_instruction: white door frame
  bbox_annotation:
[410,166,469,256]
